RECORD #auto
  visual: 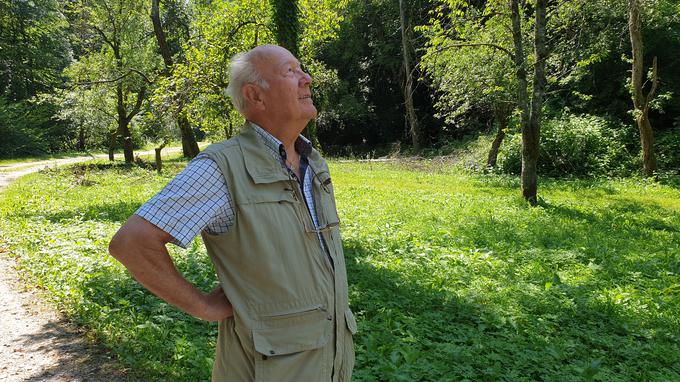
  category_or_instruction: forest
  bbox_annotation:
[1,0,679,183]
[1,0,680,381]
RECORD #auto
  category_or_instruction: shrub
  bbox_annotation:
[656,118,680,173]
[497,113,637,177]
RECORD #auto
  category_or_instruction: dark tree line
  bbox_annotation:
[1,0,679,199]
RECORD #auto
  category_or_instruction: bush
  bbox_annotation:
[497,113,637,177]
[0,96,75,158]
[656,118,680,173]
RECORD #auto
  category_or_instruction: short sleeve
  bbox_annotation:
[135,155,234,248]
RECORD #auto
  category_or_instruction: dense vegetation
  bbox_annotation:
[2,1,679,379]
[1,0,679,179]
[1,161,678,381]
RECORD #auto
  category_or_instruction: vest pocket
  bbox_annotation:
[253,306,332,382]
[313,171,341,230]
[344,308,358,335]
[339,308,357,381]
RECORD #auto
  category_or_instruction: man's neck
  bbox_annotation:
[248,118,307,149]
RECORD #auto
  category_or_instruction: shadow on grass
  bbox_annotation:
[13,314,132,382]
[344,234,680,381]
[5,200,142,223]
[65,252,218,382]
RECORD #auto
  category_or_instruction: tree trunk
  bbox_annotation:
[155,148,163,173]
[399,0,421,151]
[628,0,658,177]
[108,130,116,161]
[115,81,134,163]
[77,127,85,151]
[177,113,200,157]
[269,0,300,57]
[487,106,510,168]
[225,119,232,138]
[154,139,167,174]
[151,0,199,159]
[510,0,534,203]
[522,0,548,205]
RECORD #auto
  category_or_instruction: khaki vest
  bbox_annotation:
[200,124,356,382]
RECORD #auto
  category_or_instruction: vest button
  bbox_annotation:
[327,315,333,321]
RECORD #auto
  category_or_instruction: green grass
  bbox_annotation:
[0,160,678,381]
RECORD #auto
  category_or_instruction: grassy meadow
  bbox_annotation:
[0,159,678,381]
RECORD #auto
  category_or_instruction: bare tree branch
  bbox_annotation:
[76,68,153,86]
[432,42,514,61]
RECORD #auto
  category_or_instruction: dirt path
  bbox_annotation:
[0,152,181,381]
[0,256,129,382]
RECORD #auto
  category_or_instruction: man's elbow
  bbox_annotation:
[108,229,129,262]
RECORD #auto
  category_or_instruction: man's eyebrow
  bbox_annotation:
[279,60,301,69]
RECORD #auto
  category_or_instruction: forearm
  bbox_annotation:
[111,237,206,317]
[109,215,231,321]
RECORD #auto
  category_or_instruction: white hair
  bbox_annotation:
[225,50,269,113]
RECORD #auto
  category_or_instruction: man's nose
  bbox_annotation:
[299,70,312,85]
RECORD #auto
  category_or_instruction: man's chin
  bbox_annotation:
[304,106,318,120]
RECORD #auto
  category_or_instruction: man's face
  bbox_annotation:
[256,46,317,124]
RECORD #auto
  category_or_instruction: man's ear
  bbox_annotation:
[243,84,265,111]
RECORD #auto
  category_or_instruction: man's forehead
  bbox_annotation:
[252,45,295,62]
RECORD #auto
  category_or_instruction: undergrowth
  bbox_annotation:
[0,160,678,381]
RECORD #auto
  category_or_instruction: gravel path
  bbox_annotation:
[0,153,178,381]
[0,256,129,382]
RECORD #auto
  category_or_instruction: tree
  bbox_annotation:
[64,0,158,163]
[420,0,518,167]
[150,0,200,158]
[269,0,301,57]
[628,0,658,177]
[0,0,75,158]
[317,0,438,153]
[399,0,422,151]
[153,0,272,142]
[511,0,548,204]
[420,0,547,198]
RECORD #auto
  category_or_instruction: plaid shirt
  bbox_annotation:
[135,122,323,250]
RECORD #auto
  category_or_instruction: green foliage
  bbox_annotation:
[152,0,274,140]
[317,0,440,151]
[1,161,679,380]
[419,0,517,130]
[498,113,638,177]
[0,96,73,157]
[0,0,70,101]
[269,0,301,56]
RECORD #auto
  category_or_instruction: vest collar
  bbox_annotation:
[240,123,290,184]
[240,122,328,183]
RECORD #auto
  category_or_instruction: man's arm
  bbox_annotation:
[109,215,232,322]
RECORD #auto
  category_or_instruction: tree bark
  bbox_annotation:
[510,0,547,205]
[510,0,533,203]
[628,0,657,177]
[521,0,548,205]
[177,113,199,157]
[78,127,85,151]
[154,139,168,174]
[487,105,510,168]
[151,0,199,159]
[399,0,422,151]
[116,81,134,163]
[108,130,116,161]
[269,0,300,57]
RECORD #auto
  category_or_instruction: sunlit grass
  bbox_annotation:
[0,160,678,381]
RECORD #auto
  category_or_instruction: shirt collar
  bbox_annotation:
[248,121,313,161]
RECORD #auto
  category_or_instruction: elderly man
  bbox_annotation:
[109,44,356,381]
